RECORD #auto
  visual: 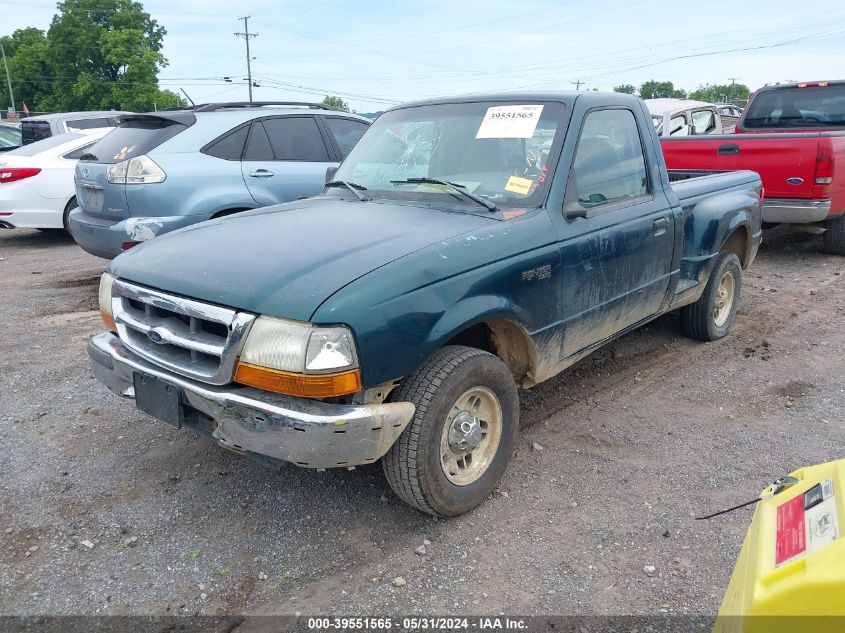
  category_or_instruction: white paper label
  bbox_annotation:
[476,105,544,139]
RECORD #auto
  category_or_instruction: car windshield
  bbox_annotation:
[0,125,21,148]
[5,132,84,156]
[743,85,845,128]
[332,101,566,210]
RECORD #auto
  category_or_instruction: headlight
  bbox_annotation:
[235,316,361,398]
[98,273,116,331]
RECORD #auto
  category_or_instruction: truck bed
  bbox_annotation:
[669,169,761,203]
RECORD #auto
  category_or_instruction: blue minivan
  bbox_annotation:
[69,102,370,258]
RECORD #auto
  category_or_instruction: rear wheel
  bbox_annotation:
[62,197,78,232]
[382,346,519,516]
[680,251,742,342]
[822,214,845,256]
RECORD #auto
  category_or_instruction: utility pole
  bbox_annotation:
[235,16,258,103]
[1,44,15,113]
[572,79,584,90]
[727,77,740,101]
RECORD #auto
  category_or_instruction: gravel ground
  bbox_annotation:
[0,227,843,619]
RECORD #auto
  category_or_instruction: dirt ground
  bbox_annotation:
[1,227,843,620]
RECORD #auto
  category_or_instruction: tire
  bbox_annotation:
[680,251,742,342]
[382,345,519,516]
[63,197,81,232]
[823,214,845,256]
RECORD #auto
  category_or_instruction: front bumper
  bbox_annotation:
[762,198,832,224]
[68,209,208,259]
[87,332,415,469]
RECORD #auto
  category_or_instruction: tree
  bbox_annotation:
[688,83,751,104]
[613,84,637,95]
[639,80,687,100]
[0,28,52,112]
[322,95,350,112]
[39,0,184,112]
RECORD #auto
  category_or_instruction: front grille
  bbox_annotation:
[112,280,255,384]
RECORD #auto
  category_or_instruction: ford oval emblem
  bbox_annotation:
[147,328,166,344]
[786,177,804,185]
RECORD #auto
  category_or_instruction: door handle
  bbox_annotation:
[249,169,274,178]
[717,143,740,155]
[653,217,670,235]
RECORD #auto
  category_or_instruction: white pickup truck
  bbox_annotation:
[646,98,731,136]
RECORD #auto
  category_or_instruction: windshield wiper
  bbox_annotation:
[325,180,371,201]
[390,177,499,212]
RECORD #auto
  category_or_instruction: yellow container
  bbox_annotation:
[716,459,845,633]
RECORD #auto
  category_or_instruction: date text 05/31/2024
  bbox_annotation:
[306,617,528,630]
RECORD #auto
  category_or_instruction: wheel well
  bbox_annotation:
[210,207,250,219]
[444,319,537,387]
[721,226,750,269]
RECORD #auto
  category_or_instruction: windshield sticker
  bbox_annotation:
[504,175,533,195]
[476,105,544,139]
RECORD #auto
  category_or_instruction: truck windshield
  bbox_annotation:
[332,101,566,209]
[743,85,845,129]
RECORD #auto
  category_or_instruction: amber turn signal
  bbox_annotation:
[100,308,117,333]
[234,362,362,398]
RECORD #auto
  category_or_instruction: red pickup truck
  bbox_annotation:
[661,81,845,254]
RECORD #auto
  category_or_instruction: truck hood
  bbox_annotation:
[109,198,496,321]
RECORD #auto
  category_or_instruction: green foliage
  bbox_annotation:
[322,95,350,112]
[1,0,185,113]
[639,80,687,100]
[688,83,750,104]
[613,84,637,95]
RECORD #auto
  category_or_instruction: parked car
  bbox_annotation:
[0,128,112,231]
[716,104,743,117]
[87,91,762,515]
[660,80,845,254]
[0,121,21,152]
[20,111,126,145]
[645,98,726,136]
[68,102,371,258]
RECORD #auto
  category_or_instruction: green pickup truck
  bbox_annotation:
[89,91,763,515]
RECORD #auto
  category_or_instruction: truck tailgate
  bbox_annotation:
[661,134,821,200]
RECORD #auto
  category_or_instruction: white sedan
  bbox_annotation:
[0,128,111,231]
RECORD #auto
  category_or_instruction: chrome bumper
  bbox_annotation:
[763,198,832,223]
[87,332,415,469]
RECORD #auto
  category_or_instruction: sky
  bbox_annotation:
[2,0,845,112]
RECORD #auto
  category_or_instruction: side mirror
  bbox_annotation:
[325,166,338,184]
[563,206,588,221]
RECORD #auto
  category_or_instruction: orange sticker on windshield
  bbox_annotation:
[504,176,533,195]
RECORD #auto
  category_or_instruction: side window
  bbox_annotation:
[204,125,250,160]
[572,109,648,209]
[67,118,110,131]
[325,118,369,157]
[668,114,688,136]
[62,142,96,160]
[243,121,274,161]
[692,110,716,134]
[262,117,330,161]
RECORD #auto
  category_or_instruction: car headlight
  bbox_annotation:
[98,272,116,331]
[235,316,361,398]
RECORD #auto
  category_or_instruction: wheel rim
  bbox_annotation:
[713,271,736,327]
[439,386,503,486]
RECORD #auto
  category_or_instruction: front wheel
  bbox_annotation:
[382,346,519,516]
[680,251,742,342]
[822,214,845,256]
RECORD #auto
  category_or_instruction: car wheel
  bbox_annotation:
[62,197,78,232]
[680,251,742,342]
[382,345,519,516]
[823,214,845,256]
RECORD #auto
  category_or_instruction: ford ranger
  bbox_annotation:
[661,80,845,254]
[87,91,763,516]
